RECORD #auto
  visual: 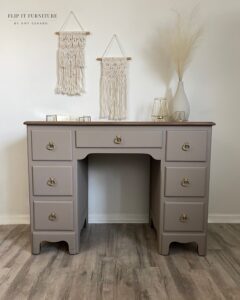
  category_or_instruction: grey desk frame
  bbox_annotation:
[25,121,214,255]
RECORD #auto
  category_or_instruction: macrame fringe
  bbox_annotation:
[100,58,128,120]
[55,32,86,96]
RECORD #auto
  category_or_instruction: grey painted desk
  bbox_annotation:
[24,121,215,255]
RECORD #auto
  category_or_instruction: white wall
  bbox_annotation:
[1,0,240,224]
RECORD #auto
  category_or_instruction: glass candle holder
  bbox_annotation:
[172,111,186,122]
[151,98,169,121]
[79,116,91,122]
[46,115,57,121]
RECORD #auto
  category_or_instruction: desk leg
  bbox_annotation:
[150,158,161,254]
[160,235,170,255]
[83,218,87,228]
[31,232,79,255]
[68,235,80,254]
[76,158,88,250]
[32,234,40,255]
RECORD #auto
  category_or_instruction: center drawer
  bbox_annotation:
[32,166,73,196]
[75,127,163,148]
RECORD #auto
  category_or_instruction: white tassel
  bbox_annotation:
[100,57,128,120]
[55,32,86,96]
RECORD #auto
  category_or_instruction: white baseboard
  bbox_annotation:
[89,214,240,224]
[88,214,149,224]
[0,214,30,225]
[0,213,240,225]
[208,214,240,223]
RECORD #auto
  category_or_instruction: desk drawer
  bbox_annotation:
[165,167,206,197]
[166,130,207,161]
[164,202,204,232]
[34,202,73,230]
[33,166,73,196]
[76,127,162,148]
[31,130,72,161]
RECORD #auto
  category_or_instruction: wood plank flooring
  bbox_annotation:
[0,224,240,300]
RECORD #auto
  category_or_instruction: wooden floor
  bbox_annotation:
[0,224,240,300]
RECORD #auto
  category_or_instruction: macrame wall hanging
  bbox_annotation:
[97,34,132,120]
[55,11,90,96]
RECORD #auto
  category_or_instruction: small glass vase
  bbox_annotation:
[171,81,190,121]
[151,98,169,121]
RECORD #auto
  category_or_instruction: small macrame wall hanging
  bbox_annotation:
[97,34,131,120]
[55,11,90,96]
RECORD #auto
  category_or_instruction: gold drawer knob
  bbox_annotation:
[47,177,56,187]
[181,178,190,187]
[182,143,190,151]
[179,213,188,223]
[46,142,55,151]
[114,136,122,144]
[48,212,57,221]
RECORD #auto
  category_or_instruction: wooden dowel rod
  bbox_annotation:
[96,57,132,61]
[55,31,91,35]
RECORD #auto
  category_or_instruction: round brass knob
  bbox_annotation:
[114,136,122,144]
[182,143,190,151]
[47,177,56,187]
[48,212,57,221]
[181,178,190,187]
[179,213,188,223]
[46,142,55,151]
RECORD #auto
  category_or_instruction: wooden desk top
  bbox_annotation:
[24,121,216,126]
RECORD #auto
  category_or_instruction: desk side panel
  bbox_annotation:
[159,126,213,256]
[27,126,79,254]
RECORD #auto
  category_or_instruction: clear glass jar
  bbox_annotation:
[151,98,169,121]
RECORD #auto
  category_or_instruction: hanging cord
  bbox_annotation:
[102,34,126,58]
[58,11,84,32]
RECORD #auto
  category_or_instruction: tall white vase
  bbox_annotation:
[171,81,190,121]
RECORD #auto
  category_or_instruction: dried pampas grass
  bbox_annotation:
[170,9,203,80]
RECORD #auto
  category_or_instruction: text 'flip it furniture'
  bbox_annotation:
[24,121,215,255]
